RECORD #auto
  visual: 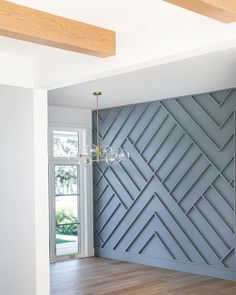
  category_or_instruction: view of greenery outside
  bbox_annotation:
[56,209,78,236]
[55,165,77,195]
[53,131,78,158]
[53,132,79,242]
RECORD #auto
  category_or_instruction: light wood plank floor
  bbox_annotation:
[50,257,236,295]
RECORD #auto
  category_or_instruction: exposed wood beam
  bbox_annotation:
[164,0,236,23]
[0,1,116,57]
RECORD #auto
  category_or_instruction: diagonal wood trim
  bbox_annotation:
[93,88,236,280]
[163,0,236,23]
[0,1,116,57]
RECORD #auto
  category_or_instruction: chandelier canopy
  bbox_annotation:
[79,92,129,166]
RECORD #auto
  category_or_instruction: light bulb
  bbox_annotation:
[91,144,98,154]
[83,144,97,155]
[79,155,92,167]
[116,148,129,162]
[106,153,118,166]
[100,145,111,156]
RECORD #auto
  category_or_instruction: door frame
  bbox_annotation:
[48,122,94,262]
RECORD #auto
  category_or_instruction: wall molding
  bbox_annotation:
[93,88,236,281]
[95,247,236,281]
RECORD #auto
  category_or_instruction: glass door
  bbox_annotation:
[49,129,81,260]
[54,164,80,257]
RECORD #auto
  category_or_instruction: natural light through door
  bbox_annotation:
[49,129,81,260]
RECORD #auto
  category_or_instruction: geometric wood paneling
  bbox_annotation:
[93,88,236,280]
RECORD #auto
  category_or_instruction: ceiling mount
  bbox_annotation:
[93,92,102,96]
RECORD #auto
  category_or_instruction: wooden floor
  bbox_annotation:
[50,257,236,295]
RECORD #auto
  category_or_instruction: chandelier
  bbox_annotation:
[79,91,130,166]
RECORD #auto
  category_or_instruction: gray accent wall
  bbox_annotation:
[93,88,236,280]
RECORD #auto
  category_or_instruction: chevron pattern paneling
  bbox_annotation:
[93,88,236,280]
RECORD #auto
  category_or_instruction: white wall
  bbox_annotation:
[0,86,49,295]
[48,105,91,126]
[48,105,94,257]
[0,53,33,88]
[34,90,50,295]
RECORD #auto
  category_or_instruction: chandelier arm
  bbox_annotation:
[79,153,91,157]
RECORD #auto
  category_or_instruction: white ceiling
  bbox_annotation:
[0,0,236,61]
[48,48,236,109]
[0,36,61,57]
[1,0,236,101]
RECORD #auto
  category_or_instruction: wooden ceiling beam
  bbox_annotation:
[164,0,236,23]
[0,1,116,57]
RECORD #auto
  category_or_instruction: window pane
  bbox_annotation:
[53,131,78,157]
[55,165,78,195]
[55,195,79,256]
[56,195,78,225]
[56,227,79,256]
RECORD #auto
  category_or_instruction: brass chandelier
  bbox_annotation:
[79,92,129,166]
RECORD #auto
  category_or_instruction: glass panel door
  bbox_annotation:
[49,130,81,260]
[54,165,80,257]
